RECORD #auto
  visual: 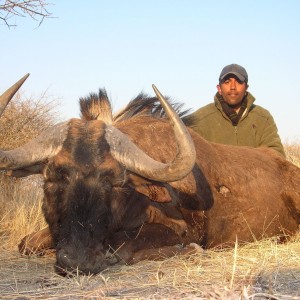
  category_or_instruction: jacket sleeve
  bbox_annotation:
[259,113,286,157]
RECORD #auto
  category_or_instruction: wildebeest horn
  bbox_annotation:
[0,121,69,170]
[105,85,196,182]
[0,74,30,117]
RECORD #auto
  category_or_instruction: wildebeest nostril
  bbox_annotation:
[57,248,72,267]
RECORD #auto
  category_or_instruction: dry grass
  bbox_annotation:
[284,142,300,167]
[0,176,47,249]
[0,235,299,299]
[0,141,299,299]
[0,91,57,247]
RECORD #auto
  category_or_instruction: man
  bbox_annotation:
[186,63,285,157]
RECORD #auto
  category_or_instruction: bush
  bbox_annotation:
[0,91,58,149]
[0,91,58,247]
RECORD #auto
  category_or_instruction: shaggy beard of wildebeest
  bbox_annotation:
[1,75,300,276]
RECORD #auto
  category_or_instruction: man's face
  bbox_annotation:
[217,75,248,110]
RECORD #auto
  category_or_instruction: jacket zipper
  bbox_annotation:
[234,126,238,145]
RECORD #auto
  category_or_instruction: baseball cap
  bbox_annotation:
[219,64,248,83]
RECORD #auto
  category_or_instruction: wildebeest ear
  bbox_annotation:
[128,174,172,203]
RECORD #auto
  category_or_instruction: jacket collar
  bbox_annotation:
[214,92,256,121]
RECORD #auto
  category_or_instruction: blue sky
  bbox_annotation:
[1,1,300,141]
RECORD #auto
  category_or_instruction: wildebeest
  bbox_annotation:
[1,75,300,275]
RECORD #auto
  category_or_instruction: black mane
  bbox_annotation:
[79,88,192,124]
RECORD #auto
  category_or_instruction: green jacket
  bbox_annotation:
[187,92,285,157]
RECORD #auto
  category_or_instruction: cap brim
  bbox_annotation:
[220,72,246,82]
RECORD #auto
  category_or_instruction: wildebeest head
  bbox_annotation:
[47,87,196,275]
[0,78,196,275]
[42,119,118,274]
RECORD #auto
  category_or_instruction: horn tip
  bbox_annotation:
[152,84,159,95]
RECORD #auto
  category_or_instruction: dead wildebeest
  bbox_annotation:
[1,75,300,276]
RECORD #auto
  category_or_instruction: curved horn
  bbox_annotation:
[0,74,30,117]
[105,85,196,182]
[0,121,69,170]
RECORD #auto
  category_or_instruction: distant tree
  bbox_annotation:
[0,0,52,27]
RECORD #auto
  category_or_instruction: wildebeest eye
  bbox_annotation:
[44,163,71,183]
[55,166,71,182]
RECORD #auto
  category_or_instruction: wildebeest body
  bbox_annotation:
[119,118,300,246]
[116,113,300,243]
[1,77,300,275]
[41,109,300,275]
